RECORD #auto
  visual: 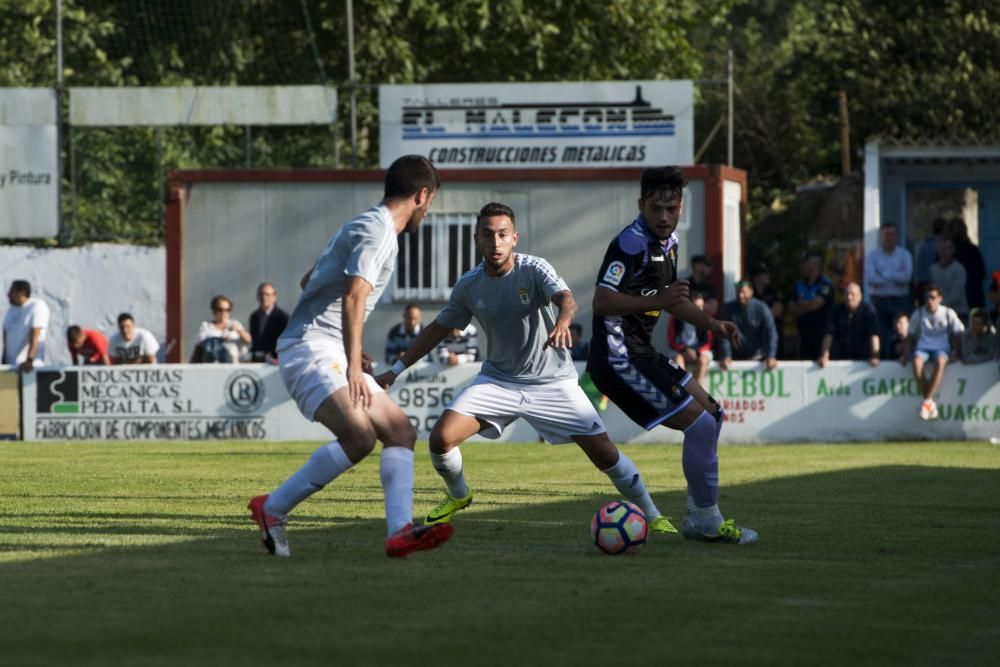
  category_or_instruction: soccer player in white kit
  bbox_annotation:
[375,203,676,533]
[248,155,453,558]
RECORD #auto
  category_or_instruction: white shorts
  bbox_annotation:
[278,339,383,421]
[446,375,607,444]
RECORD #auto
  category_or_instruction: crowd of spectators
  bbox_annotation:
[1,279,295,370]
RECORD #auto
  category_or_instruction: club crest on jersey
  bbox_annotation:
[603,261,626,286]
[518,287,530,304]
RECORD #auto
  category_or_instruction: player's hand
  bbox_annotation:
[374,371,397,389]
[712,320,742,348]
[544,322,572,350]
[18,359,35,373]
[347,365,373,409]
[658,280,690,309]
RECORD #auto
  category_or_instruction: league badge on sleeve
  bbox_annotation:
[603,261,626,286]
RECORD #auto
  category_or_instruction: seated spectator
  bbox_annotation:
[569,322,589,362]
[788,253,835,360]
[191,295,250,364]
[686,254,719,316]
[818,282,880,367]
[888,312,910,364]
[67,325,110,365]
[960,308,998,364]
[3,280,50,371]
[385,304,424,365]
[718,280,778,370]
[668,292,713,384]
[930,237,968,321]
[109,313,159,364]
[248,282,289,362]
[905,285,964,420]
[437,323,479,366]
[749,263,783,354]
[988,269,1000,326]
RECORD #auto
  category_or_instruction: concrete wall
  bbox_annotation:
[1,244,165,365]
[179,178,709,365]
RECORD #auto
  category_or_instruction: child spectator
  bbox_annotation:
[668,293,713,384]
[960,308,998,364]
[889,312,910,364]
[568,322,589,362]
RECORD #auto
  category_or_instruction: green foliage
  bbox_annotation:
[1,0,997,244]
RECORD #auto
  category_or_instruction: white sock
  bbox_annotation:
[265,440,352,520]
[429,448,470,499]
[380,446,415,536]
[602,453,660,519]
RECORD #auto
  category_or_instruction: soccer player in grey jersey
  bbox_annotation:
[375,202,676,533]
[248,155,453,558]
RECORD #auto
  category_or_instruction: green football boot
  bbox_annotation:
[424,490,474,525]
[647,514,678,534]
[682,517,758,544]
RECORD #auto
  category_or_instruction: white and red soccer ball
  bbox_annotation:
[591,500,648,555]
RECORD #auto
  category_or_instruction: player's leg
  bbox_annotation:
[572,431,674,533]
[912,353,927,396]
[423,410,485,524]
[367,394,454,557]
[912,351,937,419]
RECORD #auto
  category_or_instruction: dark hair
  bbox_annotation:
[210,295,232,311]
[736,279,753,291]
[117,312,134,325]
[477,202,516,228]
[748,263,769,277]
[384,155,440,200]
[569,322,583,335]
[879,223,898,231]
[639,166,687,201]
[66,325,83,340]
[9,280,30,297]
[257,282,275,295]
[893,311,909,321]
[931,217,947,235]
[403,303,420,313]
[924,283,941,298]
[690,254,711,268]
[970,308,988,324]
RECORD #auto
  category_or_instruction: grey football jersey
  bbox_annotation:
[436,253,577,384]
[279,205,397,346]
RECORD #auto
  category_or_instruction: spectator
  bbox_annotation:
[889,312,910,364]
[905,285,964,421]
[718,280,778,370]
[568,322,589,362]
[385,304,424,365]
[248,282,289,362]
[437,323,479,366]
[109,313,159,364]
[749,263,783,354]
[929,237,968,321]
[989,270,1000,326]
[960,308,998,364]
[817,282,880,367]
[914,217,946,293]
[2,280,49,371]
[668,292,713,383]
[191,295,250,364]
[67,325,110,365]
[865,223,913,358]
[788,253,835,360]
[945,219,986,311]
[686,254,719,316]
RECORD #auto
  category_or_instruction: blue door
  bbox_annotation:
[980,186,1000,309]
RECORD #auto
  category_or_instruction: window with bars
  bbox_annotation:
[393,212,479,301]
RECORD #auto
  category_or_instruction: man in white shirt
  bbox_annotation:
[2,280,50,371]
[929,237,968,320]
[904,285,964,420]
[865,223,913,358]
[108,313,160,364]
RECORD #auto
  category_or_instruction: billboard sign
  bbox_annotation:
[0,88,58,238]
[379,81,694,169]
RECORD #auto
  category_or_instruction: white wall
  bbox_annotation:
[1,244,165,365]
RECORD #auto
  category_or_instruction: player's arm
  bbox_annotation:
[592,283,688,317]
[664,298,741,348]
[374,320,453,388]
[342,275,374,408]
[20,327,43,371]
[545,290,576,349]
[300,268,313,290]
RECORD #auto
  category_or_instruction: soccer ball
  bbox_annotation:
[591,501,648,555]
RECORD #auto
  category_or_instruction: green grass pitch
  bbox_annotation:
[1,441,999,666]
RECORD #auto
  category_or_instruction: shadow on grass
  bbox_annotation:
[0,465,998,667]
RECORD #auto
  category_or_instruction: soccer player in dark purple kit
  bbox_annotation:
[588,166,758,544]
